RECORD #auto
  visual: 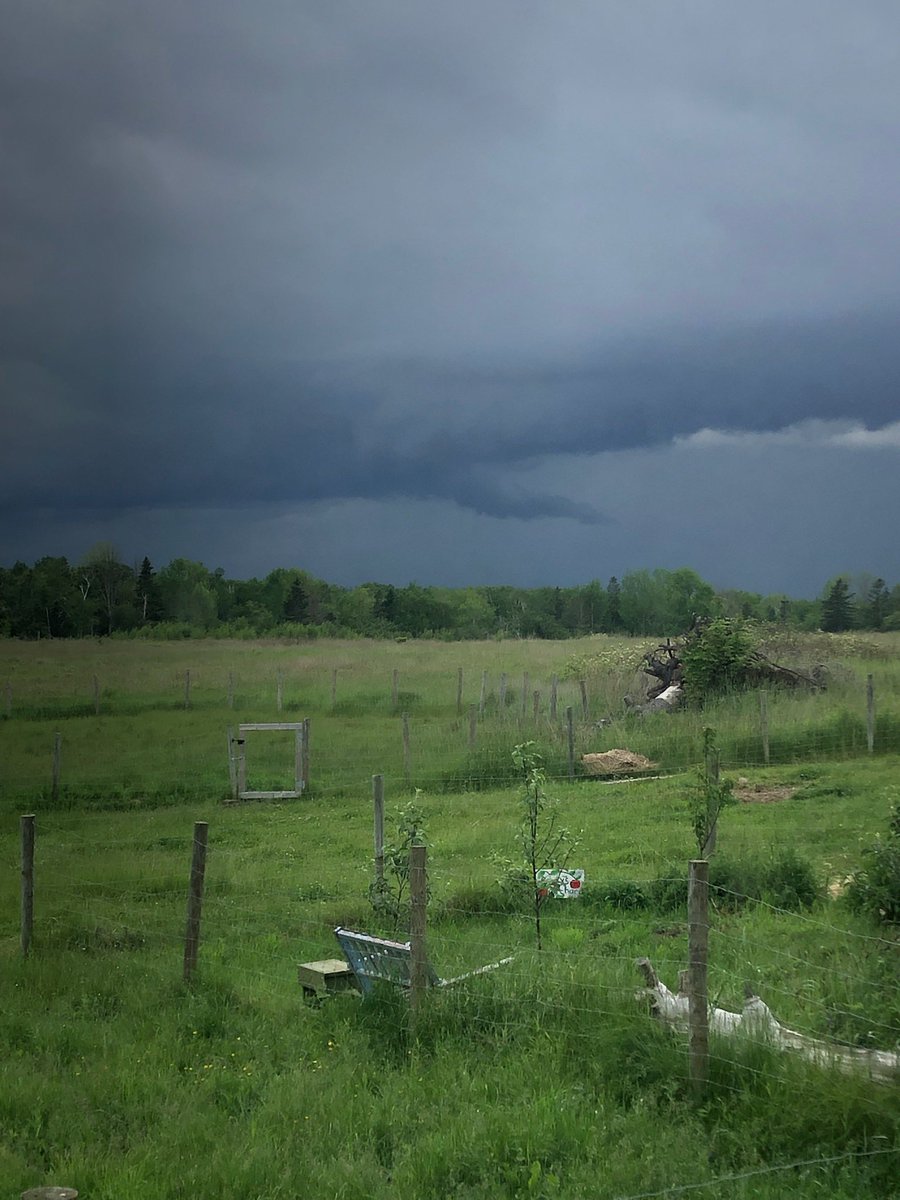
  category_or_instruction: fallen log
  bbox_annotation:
[635,958,899,1083]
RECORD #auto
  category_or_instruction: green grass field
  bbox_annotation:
[1,636,898,1198]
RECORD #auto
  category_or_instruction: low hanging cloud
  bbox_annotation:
[676,420,900,452]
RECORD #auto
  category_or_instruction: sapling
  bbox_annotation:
[511,742,580,950]
[688,727,735,857]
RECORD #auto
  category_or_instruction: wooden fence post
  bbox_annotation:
[402,712,411,782]
[92,674,100,716]
[479,670,487,719]
[226,727,237,797]
[235,734,247,799]
[392,669,399,711]
[184,669,192,710]
[183,821,209,983]
[409,843,428,1037]
[566,706,575,780]
[521,672,529,719]
[759,690,770,766]
[688,859,710,1094]
[294,724,304,792]
[468,704,477,751]
[550,675,558,722]
[373,775,385,887]
[21,814,34,957]
[867,674,875,754]
[579,679,589,722]
[499,673,507,714]
[456,667,464,716]
[276,669,284,714]
[227,671,235,709]
[51,732,61,804]
[301,718,311,792]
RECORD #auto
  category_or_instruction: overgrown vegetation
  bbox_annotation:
[368,794,429,931]
[1,636,899,1196]
[846,802,900,923]
[680,618,758,702]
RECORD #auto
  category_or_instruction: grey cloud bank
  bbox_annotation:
[2,2,899,593]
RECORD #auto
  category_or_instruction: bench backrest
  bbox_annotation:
[334,926,439,994]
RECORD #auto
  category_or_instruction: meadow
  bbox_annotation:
[1,634,898,1198]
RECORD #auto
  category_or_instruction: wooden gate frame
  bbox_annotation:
[226,720,309,803]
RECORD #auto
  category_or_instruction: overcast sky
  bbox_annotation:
[3,1,899,596]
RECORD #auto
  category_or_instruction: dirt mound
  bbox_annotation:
[581,749,657,776]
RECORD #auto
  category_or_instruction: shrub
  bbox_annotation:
[680,618,757,703]
[845,804,900,924]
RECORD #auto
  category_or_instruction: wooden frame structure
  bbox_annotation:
[226,720,309,803]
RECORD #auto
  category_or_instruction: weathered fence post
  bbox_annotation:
[479,670,487,719]
[521,672,529,719]
[184,669,192,710]
[21,814,35,957]
[392,669,399,711]
[226,727,237,797]
[566,706,575,780]
[51,732,61,804]
[409,843,428,1037]
[276,669,284,713]
[183,821,209,982]
[759,690,770,766]
[227,671,235,709]
[373,774,385,887]
[579,679,589,722]
[402,712,411,782]
[468,704,477,751]
[688,859,710,1094]
[550,675,558,722]
[235,734,247,799]
[301,718,311,792]
[867,674,875,754]
[92,674,100,716]
[456,667,464,716]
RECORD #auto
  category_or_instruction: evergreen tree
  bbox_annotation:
[866,579,888,630]
[606,576,622,630]
[283,577,310,623]
[136,557,163,622]
[821,577,855,632]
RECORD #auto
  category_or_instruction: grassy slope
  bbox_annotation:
[0,636,898,1197]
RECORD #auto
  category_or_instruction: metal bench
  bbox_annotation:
[334,926,514,995]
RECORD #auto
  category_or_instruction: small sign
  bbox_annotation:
[536,869,585,898]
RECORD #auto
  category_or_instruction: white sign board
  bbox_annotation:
[536,868,585,898]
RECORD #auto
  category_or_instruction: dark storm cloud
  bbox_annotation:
[2,1,900,566]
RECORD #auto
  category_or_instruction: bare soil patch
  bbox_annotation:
[734,783,798,805]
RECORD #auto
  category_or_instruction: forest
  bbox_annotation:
[1,544,897,640]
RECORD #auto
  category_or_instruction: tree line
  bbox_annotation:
[1,545,898,640]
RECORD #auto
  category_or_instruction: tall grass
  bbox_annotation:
[0,635,898,1196]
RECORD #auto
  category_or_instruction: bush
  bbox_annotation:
[845,804,900,923]
[584,851,819,915]
[680,618,757,704]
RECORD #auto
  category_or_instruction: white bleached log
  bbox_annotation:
[635,958,898,1083]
